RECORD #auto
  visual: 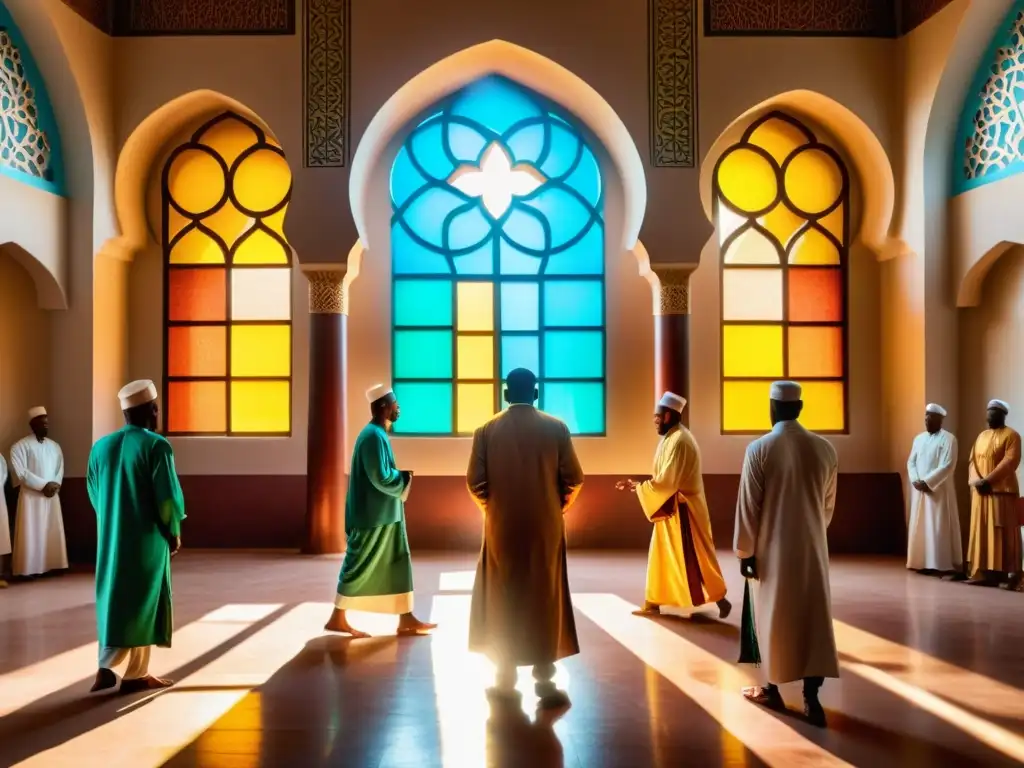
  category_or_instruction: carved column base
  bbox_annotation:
[652,264,694,427]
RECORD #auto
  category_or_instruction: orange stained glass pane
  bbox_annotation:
[789,226,840,265]
[167,208,190,241]
[788,326,843,378]
[758,202,805,249]
[746,117,811,165]
[723,324,783,378]
[231,268,291,320]
[784,147,844,216]
[457,282,494,331]
[196,116,260,169]
[167,326,226,377]
[233,228,290,265]
[716,147,778,214]
[166,148,226,216]
[234,149,292,214]
[457,383,496,433]
[231,381,290,433]
[723,227,780,264]
[723,380,773,432]
[788,268,842,322]
[818,205,845,242]
[230,325,290,377]
[722,268,783,321]
[799,380,845,431]
[263,208,287,238]
[167,268,226,322]
[166,381,226,433]
[457,335,494,379]
[202,200,253,251]
[169,226,226,264]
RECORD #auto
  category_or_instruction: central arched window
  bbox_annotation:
[161,113,294,437]
[389,76,606,436]
[713,111,849,434]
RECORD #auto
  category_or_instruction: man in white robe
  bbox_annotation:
[734,381,839,729]
[0,453,10,588]
[10,407,68,577]
[906,403,961,575]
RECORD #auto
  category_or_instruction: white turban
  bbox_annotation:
[365,383,394,403]
[769,381,802,402]
[988,399,1010,414]
[27,406,46,420]
[118,380,158,410]
[925,403,947,417]
[657,391,687,413]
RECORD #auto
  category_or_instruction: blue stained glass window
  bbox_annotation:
[390,75,606,436]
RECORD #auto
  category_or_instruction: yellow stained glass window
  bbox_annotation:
[457,335,494,379]
[163,112,294,436]
[716,111,848,434]
[457,383,496,433]
[457,282,494,331]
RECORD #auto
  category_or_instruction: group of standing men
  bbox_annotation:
[0,406,68,588]
[905,399,1021,588]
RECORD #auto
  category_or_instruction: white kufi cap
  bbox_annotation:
[118,380,158,410]
[365,383,395,404]
[769,381,802,402]
[657,391,687,413]
[988,399,1010,414]
[27,406,46,420]
[925,403,947,416]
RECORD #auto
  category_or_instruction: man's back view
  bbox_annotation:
[466,368,584,709]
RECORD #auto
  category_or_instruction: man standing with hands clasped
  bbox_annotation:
[906,403,961,576]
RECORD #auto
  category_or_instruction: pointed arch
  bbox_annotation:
[348,39,646,259]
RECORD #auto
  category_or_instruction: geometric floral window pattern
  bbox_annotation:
[389,76,605,436]
[162,112,293,436]
[956,5,1024,194]
[714,111,848,434]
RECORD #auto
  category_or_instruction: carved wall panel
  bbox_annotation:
[303,0,348,167]
[650,0,697,168]
[705,0,896,37]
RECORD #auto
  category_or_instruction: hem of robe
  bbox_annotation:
[13,564,68,577]
[334,591,413,614]
[645,506,727,608]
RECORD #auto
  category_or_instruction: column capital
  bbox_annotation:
[650,263,697,316]
[301,263,349,315]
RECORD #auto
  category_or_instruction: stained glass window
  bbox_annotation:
[714,112,848,434]
[389,76,606,436]
[162,112,293,436]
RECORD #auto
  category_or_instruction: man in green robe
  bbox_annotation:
[88,379,186,694]
[324,383,436,638]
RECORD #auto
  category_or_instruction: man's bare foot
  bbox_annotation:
[632,602,660,617]
[397,615,437,636]
[742,685,785,711]
[90,668,118,693]
[120,676,174,694]
[324,608,371,638]
[717,598,733,620]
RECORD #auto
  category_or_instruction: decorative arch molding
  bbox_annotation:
[110,89,282,261]
[0,241,66,309]
[958,240,1017,307]
[347,39,647,264]
[699,90,898,260]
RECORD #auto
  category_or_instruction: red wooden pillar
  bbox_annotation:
[302,265,348,554]
[652,264,694,427]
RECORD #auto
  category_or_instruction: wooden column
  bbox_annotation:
[652,264,694,426]
[302,264,348,554]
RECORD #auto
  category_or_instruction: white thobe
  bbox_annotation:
[10,435,68,576]
[735,420,840,685]
[906,429,962,571]
[0,455,11,557]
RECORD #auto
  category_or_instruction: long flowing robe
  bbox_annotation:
[0,455,11,557]
[467,405,584,667]
[636,425,727,609]
[88,425,186,648]
[966,426,1021,578]
[734,420,840,685]
[906,429,962,571]
[10,435,67,576]
[335,422,414,614]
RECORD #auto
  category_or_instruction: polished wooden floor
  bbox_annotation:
[2,552,1024,767]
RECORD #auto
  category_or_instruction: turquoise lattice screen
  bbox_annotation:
[389,76,606,436]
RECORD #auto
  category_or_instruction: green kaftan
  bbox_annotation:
[88,425,186,648]
[335,422,413,613]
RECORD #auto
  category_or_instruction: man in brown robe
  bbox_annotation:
[466,368,584,709]
[966,399,1021,589]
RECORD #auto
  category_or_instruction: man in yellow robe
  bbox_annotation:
[617,392,731,619]
[966,399,1021,589]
